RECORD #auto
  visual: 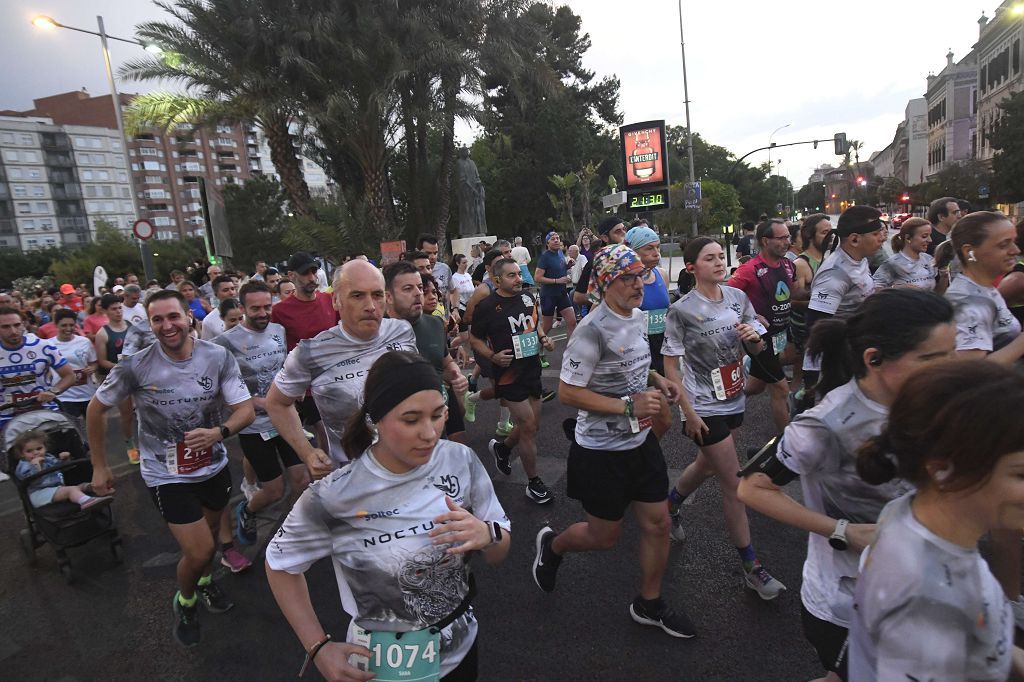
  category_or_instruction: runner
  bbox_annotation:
[266,351,510,681]
[871,217,936,291]
[737,288,956,681]
[266,260,417,476]
[661,237,786,600]
[727,219,796,431]
[87,290,255,647]
[416,234,454,307]
[384,262,469,443]
[848,361,1024,681]
[533,244,694,637]
[199,276,238,340]
[572,216,627,310]
[120,284,147,326]
[534,231,577,340]
[624,226,669,375]
[94,293,138,465]
[997,218,1024,325]
[0,305,75,431]
[51,308,96,434]
[214,280,309,549]
[469,257,554,504]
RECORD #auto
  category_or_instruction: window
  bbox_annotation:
[22,151,38,163]
[39,218,53,230]
[22,219,35,229]
[74,137,87,147]
[34,202,48,213]
[102,201,115,212]
[78,153,90,164]
[81,169,94,181]
[31,186,44,197]
[91,138,103,149]
[121,187,130,198]
[121,201,133,212]
[98,170,110,180]
[8,168,22,179]
[16,202,30,214]
[13,186,26,198]
[111,141,121,151]
[102,186,113,198]
[27,169,41,180]
[93,153,106,164]
[19,134,33,145]
[3,150,18,162]
[43,238,57,246]
[85,186,97,197]
[140,147,159,156]
[117,171,127,182]
[144,175,163,184]
[26,239,38,248]
[87,201,99,212]
[142,161,160,171]
[1,133,13,144]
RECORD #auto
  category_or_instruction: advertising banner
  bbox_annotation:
[620,120,669,189]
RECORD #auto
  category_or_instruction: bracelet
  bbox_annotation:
[298,634,331,678]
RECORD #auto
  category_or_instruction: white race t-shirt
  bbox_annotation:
[945,275,1022,352]
[0,333,66,427]
[200,308,225,340]
[808,247,874,317]
[121,302,148,327]
[871,252,936,291]
[52,335,96,403]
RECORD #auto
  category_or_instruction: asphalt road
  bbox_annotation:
[0,339,824,681]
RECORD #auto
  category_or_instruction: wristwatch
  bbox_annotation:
[487,521,504,546]
[219,425,231,441]
[622,395,635,418]
[828,519,850,551]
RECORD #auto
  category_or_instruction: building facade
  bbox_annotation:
[925,50,978,179]
[975,4,1024,163]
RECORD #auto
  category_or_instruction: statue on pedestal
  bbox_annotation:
[456,147,487,237]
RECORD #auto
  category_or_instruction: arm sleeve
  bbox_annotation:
[776,415,836,476]
[265,486,336,574]
[218,350,252,406]
[807,268,848,315]
[559,324,601,387]
[86,341,97,363]
[661,304,687,357]
[952,302,995,352]
[272,342,313,399]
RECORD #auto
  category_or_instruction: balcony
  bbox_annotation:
[45,153,74,167]
[181,162,203,172]
[218,164,238,173]
[58,217,87,230]
[52,186,83,200]
[41,136,71,151]
[0,219,14,234]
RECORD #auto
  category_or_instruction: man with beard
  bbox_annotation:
[214,280,307,548]
[88,290,254,647]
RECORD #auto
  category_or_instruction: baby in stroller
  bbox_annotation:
[13,429,111,510]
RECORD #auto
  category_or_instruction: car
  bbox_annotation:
[891,213,912,227]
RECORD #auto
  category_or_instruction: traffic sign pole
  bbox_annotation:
[132,219,156,283]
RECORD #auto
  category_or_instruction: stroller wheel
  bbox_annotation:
[110,540,124,564]
[59,562,74,585]
[19,529,37,565]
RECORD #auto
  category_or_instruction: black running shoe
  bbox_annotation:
[532,526,562,592]
[541,388,557,402]
[525,477,552,504]
[488,438,512,475]
[629,597,696,638]
[197,580,234,614]
[172,593,200,647]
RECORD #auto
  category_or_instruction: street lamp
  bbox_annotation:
[31,14,161,280]
[767,123,791,180]
[677,0,698,237]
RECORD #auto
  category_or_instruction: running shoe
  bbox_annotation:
[467,377,478,393]
[0,471,8,482]
[220,547,252,574]
[127,447,140,465]
[463,392,478,423]
[240,477,260,503]
[197,580,235,613]
[532,526,562,592]
[525,477,552,504]
[495,420,514,438]
[540,388,557,403]
[744,562,787,601]
[172,593,200,647]
[488,439,512,475]
[234,500,258,546]
[540,356,550,369]
[669,509,686,543]
[629,597,697,638]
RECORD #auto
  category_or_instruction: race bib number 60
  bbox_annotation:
[351,626,441,682]
[711,360,744,401]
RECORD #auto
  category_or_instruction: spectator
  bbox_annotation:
[511,236,532,266]
[58,283,84,314]
[736,221,758,259]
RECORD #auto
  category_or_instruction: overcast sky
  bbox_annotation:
[2,0,995,188]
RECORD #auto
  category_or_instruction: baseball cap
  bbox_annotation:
[112,285,125,294]
[287,252,318,274]
[597,215,625,236]
[59,283,75,295]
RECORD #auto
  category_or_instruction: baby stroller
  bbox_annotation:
[1,401,122,584]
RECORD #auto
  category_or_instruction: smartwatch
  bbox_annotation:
[487,521,504,546]
[219,425,231,441]
[828,519,850,551]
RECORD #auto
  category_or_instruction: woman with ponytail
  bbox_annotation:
[267,351,510,681]
[871,218,936,291]
[848,361,1024,681]
[738,288,955,681]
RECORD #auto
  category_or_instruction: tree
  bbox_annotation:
[50,222,145,286]
[661,179,741,237]
[223,175,289,269]
[547,173,578,233]
[796,181,826,212]
[0,247,63,289]
[990,90,1024,202]
[911,160,992,205]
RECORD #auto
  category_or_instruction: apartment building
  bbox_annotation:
[255,123,336,198]
[925,50,978,179]
[975,3,1024,163]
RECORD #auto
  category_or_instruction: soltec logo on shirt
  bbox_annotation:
[356,509,400,521]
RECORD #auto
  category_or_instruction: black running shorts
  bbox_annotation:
[495,366,543,403]
[800,604,849,678]
[295,395,322,426]
[566,431,669,521]
[148,466,232,525]
[237,432,303,483]
[748,342,786,384]
[687,412,744,447]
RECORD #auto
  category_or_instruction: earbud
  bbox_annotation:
[868,355,883,366]
[968,250,977,262]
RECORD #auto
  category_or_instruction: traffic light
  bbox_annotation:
[901,193,910,203]
[856,176,866,186]
[833,132,848,156]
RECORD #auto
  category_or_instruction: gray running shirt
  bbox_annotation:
[945,275,1023,352]
[849,494,1012,682]
[272,320,417,462]
[777,378,911,627]
[808,247,874,317]
[213,323,288,435]
[266,439,510,677]
[94,339,251,486]
[560,303,651,450]
[122,319,156,356]
[872,252,936,291]
[662,286,762,417]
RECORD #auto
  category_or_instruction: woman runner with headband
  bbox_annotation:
[266,351,511,681]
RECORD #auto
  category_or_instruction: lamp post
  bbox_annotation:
[31,15,161,281]
[767,123,791,179]
[677,0,698,237]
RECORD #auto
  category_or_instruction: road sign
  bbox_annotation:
[132,219,154,241]
[979,184,990,199]
[683,181,701,210]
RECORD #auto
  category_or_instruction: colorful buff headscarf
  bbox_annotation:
[624,225,659,250]
[587,243,644,302]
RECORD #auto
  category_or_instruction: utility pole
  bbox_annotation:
[677,0,697,237]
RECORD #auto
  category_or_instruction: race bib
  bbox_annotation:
[351,626,441,682]
[511,330,540,359]
[711,360,744,401]
[165,442,212,475]
[644,308,667,334]
[771,331,787,356]
[259,428,278,441]
[73,369,89,386]
[11,391,39,413]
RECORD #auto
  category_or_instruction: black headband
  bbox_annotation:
[836,218,883,237]
[365,358,442,423]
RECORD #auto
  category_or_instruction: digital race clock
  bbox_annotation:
[627,190,669,211]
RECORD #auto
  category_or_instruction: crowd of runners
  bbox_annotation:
[3,197,1024,680]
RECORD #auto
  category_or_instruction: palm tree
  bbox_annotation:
[119,0,313,216]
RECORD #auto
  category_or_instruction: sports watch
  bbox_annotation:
[219,425,231,441]
[828,519,850,551]
[487,521,504,546]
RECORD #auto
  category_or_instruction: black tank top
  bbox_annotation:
[99,323,129,376]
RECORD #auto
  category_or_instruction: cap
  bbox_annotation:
[287,252,318,274]
[59,283,75,295]
[112,285,125,294]
[597,215,625,236]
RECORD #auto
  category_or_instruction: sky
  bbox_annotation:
[1,0,996,189]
